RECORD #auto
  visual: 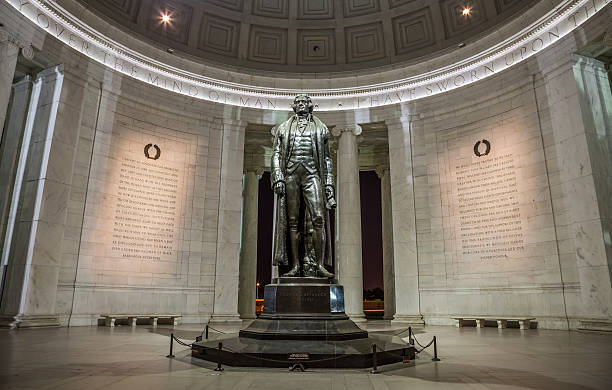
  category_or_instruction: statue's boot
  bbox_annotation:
[312,227,334,278]
[282,230,301,277]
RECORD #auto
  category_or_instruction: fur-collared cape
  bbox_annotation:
[271,114,334,267]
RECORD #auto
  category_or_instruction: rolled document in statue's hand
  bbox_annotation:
[326,197,336,209]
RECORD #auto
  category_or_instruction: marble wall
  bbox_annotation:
[0,1,610,329]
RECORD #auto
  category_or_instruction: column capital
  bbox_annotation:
[375,166,390,178]
[331,124,362,138]
[0,27,34,60]
[244,167,265,178]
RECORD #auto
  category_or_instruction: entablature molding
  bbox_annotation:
[6,0,610,111]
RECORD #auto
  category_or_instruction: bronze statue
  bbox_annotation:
[272,95,336,278]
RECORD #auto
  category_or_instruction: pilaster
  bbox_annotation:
[210,119,246,326]
[386,115,424,325]
[332,124,365,323]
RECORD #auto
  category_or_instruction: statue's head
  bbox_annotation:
[292,95,313,115]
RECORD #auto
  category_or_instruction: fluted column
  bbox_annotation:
[238,168,263,320]
[332,124,365,323]
[377,167,396,320]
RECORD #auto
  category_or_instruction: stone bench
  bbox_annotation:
[452,316,535,330]
[102,314,182,327]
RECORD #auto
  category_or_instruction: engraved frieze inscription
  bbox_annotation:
[455,153,524,260]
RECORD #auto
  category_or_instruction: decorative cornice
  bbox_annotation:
[6,0,610,111]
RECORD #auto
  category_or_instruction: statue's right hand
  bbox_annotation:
[274,182,285,196]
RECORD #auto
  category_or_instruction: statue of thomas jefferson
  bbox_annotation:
[272,95,336,278]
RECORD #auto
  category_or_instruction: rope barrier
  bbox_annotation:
[166,333,195,358]
[206,325,229,334]
[172,335,193,347]
[387,327,412,336]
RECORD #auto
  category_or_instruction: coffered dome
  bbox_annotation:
[75,0,539,74]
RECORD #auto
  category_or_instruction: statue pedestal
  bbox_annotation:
[239,277,367,340]
[192,277,416,368]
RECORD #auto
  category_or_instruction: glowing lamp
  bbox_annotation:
[462,8,471,16]
[161,14,170,23]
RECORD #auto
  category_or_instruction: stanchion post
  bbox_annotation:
[432,336,440,361]
[166,333,175,358]
[214,342,224,371]
[370,344,378,374]
[408,327,414,345]
[205,324,209,340]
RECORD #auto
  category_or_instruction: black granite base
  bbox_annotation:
[191,333,415,368]
[240,277,368,340]
[240,317,368,340]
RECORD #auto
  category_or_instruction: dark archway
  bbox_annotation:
[359,171,384,317]
[256,172,274,288]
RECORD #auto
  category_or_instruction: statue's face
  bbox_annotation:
[293,96,311,115]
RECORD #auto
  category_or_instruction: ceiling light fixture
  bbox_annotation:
[462,7,471,16]
[161,14,170,23]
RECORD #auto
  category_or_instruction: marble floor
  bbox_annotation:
[1,321,611,390]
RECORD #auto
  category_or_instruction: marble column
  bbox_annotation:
[333,124,366,323]
[238,168,262,320]
[377,167,396,320]
[210,119,246,326]
[386,116,424,325]
[0,65,66,328]
[0,35,20,143]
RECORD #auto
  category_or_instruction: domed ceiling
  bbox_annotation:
[75,0,538,73]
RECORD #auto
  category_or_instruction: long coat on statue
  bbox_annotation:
[271,114,334,267]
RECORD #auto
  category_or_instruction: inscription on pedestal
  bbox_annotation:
[263,284,345,315]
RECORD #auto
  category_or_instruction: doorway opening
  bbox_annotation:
[359,171,384,319]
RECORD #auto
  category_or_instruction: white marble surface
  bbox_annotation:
[0,66,65,327]
[386,116,423,325]
[335,124,366,322]
[0,3,610,330]
[0,38,19,141]
[1,323,612,389]
[210,119,245,325]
